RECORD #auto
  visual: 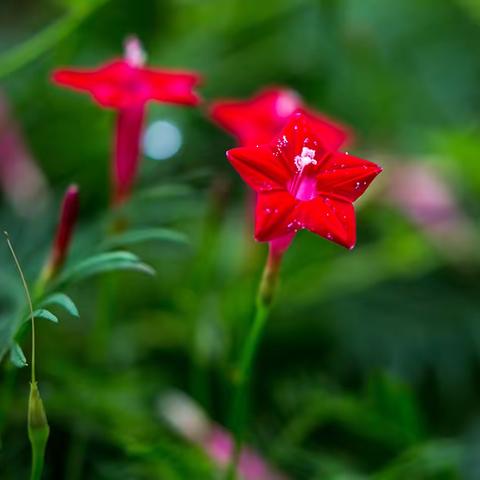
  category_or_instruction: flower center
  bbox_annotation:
[294,147,317,170]
[289,147,318,201]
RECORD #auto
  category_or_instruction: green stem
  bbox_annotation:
[224,246,283,479]
[4,232,50,480]
[0,0,110,79]
[4,232,36,383]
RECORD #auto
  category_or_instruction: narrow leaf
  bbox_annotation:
[101,228,189,250]
[39,293,79,318]
[10,342,27,368]
[31,309,58,324]
[55,251,155,286]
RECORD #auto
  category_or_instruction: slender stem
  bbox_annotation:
[4,232,50,480]
[0,0,110,79]
[4,231,36,383]
[225,245,284,479]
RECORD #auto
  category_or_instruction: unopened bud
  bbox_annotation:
[41,185,79,283]
[28,382,49,480]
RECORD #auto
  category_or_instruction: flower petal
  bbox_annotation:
[52,69,102,91]
[299,108,351,151]
[53,61,201,108]
[210,88,302,146]
[141,68,201,105]
[296,196,356,249]
[316,152,382,202]
[255,191,298,242]
[53,61,147,108]
[227,145,291,192]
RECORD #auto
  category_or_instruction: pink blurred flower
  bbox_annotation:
[158,391,288,480]
[0,92,49,216]
[204,426,287,480]
[387,162,476,254]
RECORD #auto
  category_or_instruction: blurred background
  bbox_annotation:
[2,0,480,478]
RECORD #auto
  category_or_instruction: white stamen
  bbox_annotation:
[124,36,147,67]
[294,147,317,171]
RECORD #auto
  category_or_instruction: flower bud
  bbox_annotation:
[28,382,49,480]
[41,185,79,283]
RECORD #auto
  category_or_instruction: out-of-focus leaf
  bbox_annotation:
[100,228,189,250]
[366,374,424,444]
[31,308,58,324]
[373,440,462,479]
[39,292,79,318]
[54,251,155,287]
[0,0,110,79]
[9,342,27,368]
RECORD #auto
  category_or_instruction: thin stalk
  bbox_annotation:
[4,231,36,383]
[224,245,284,479]
[4,231,50,480]
[0,0,110,79]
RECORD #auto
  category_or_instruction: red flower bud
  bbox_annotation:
[42,185,79,282]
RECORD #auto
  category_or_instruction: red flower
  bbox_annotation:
[210,87,350,149]
[52,37,201,204]
[226,113,381,249]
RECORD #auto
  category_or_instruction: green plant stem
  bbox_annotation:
[4,232,50,480]
[224,246,283,479]
[0,0,110,79]
[4,232,36,383]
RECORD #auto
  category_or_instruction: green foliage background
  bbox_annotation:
[2,0,480,478]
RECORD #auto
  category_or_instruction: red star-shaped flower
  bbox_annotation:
[52,37,201,109]
[210,87,351,149]
[226,113,381,249]
[52,37,201,204]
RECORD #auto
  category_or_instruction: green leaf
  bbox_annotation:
[31,309,58,324]
[55,251,155,287]
[101,228,189,250]
[39,293,79,318]
[10,342,27,368]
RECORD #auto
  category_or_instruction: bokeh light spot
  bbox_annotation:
[143,120,182,160]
